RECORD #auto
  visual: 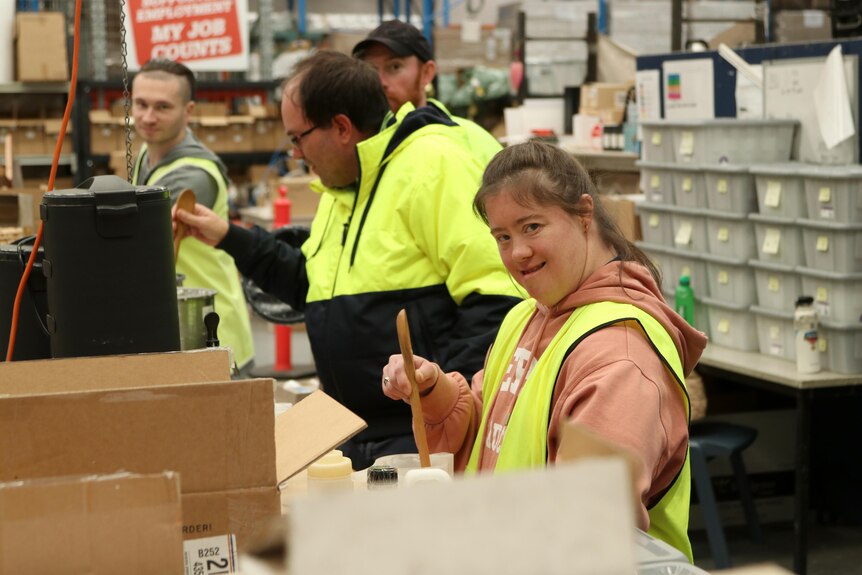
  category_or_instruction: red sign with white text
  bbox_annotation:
[127,0,243,64]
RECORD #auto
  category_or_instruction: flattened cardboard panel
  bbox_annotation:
[274,390,366,483]
[182,487,280,551]
[290,460,635,575]
[0,349,231,395]
[0,472,183,575]
[0,379,276,494]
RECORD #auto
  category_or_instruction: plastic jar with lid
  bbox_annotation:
[366,465,399,490]
[306,450,354,493]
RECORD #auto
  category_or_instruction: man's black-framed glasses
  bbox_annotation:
[289,125,318,148]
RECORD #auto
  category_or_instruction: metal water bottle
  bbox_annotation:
[794,295,821,374]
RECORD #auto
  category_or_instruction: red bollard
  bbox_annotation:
[273,184,293,371]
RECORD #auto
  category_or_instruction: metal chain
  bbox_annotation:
[118,0,134,183]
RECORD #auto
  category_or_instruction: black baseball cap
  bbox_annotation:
[353,20,433,63]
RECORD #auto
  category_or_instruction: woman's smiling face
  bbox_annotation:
[485,189,589,307]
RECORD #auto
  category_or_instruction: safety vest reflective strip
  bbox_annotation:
[465,299,693,561]
[136,150,254,368]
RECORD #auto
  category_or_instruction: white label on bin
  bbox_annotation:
[675,221,693,246]
[762,228,781,255]
[184,535,237,575]
[816,236,829,252]
[804,10,826,27]
[717,227,730,242]
[718,270,729,284]
[769,326,781,340]
[770,342,784,356]
[818,337,828,352]
[679,131,694,156]
[651,131,662,145]
[650,174,660,189]
[820,206,835,219]
[765,181,782,207]
[717,178,728,194]
[682,177,692,192]
[768,276,780,292]
[718,319,730,334]
[649,214,660,228]
[816,300,830,317]
[818,186,832,203]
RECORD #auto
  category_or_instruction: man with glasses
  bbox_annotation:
[353,19,501,164]
[175,51,521,469]
[131,58,254,372]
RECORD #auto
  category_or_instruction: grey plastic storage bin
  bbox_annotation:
[750,259,802,313]
[665,119,797,164]
[663,290,710,337]
[669,207,708,253]
[640,123,676,163]
[751,163,808,219]
[704,164,757,214]
[800,164,862,223]
[750,213,805,266]
[670,166,707,209]
[637,161,675,203]
[751,305,796,362]
[819,320,862,374]
[668,249,708,302]
[703,253,756,306]
[799,219,862,273]
[706,212,757,260]
[638,242,675,294]
[798,266,862,326]
[637,202,675,248]
[702,296,759,351]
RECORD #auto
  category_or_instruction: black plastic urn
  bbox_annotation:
[0,240,51,361]
[40,175,181,358]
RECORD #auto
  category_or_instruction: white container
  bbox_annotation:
[799,164,862,224]
[750,213,805,267]
[702,296,759,351]
[637,202,675,248]
[307,449,354,493]
[794,296,821,374]
[638,242,675,294]
[703,253,756,306]
[670,207,708,253]
[751,163,808,219]
[798,266,862,326]
[706,212,757,260]
[640,122,675,163]
[636,161,675,203]
[374,452,455,485]
[819,320,862,374]
[704,164,757,214]
[752,304,796,361]
[669,166,707,209]
[654,119,797,164]
[750,259,802,313]
[799,219,862,274]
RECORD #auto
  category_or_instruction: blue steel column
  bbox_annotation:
[297,0,306,36]
[424,0,435,45]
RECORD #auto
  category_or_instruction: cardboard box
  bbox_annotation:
[273,174,320,220]
[194,102,231,118]
[0,188,39,234]
[600,193,643,243]
[43,118,73,155]
[11,120,45,155]
[0,350,366,551]
[15,13,68,82]
[775,10,832,43]
[0,472,183,575]
[239,102,280,119]
[224,115,255,153]
[89,110,122,155]
[579,82,633,126]
[253,118,287,151]
[193,116,230,152]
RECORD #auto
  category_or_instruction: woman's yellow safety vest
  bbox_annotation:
[466,299,693,561]
[134,151,254,369]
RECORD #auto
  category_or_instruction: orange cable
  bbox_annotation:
[6,0,82,361]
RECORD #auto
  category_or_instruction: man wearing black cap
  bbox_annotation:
[353,20,502,164]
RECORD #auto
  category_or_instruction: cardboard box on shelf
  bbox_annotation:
[12,121,45,155]
[89,110,121,156]
[15,12,68,82]
[273,174,319,220]
[193,116,230,152]
[579,82,633,126]
[775,10,832,43]
[43,119,73,155]
[0,349,366,551]
[194,101,231,118]
[0,187,42,234]
[253,118,287,152]
[239,102,280,119]
[224,115,255,153]
[600,193,643,243]
[0,472,184,575]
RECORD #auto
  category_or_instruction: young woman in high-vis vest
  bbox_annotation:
[381,140,707,559]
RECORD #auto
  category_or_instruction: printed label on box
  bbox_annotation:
[765,181,782,208]
[679,131,694,156]
[184,534,237,575]
[762,228,781,255]
[769,326,781,340]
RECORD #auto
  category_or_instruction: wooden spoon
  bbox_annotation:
[396,308,432,468]
[173,188,196,264]
[1,134,13,187]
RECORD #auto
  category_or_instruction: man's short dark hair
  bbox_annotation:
[138,59,196,102]
[285,51,389,135]
[352,20,433,63]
